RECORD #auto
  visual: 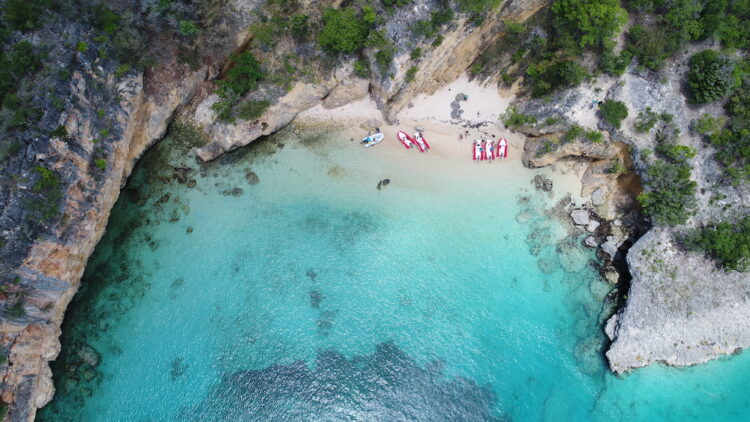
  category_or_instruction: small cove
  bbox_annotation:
[39,124,750,421]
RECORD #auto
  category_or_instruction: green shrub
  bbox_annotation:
[694,113,719,135]
[563,124,584,142]
[237,100,270,120]
[405,66,417,83]
[598,100,628,128]
[551,0,628,51]
[76,41,89,52]
[687,49,734,104]
[692,217,750,271]
[625,25,675,71]
[432,34,444,47]
[94,158,106,170]
[502,106,538,128]
[319,8,369,54]
[178,20,200,36]
[634,107,658,132]
[93,5,121,35]
[375,48,394,73]
[354,60,369,78]
[410,48,422,61]
[470,62,484,75]
[290,14,308,39]
[0,40,41,102]
[31,165,63,221]
[527,59,588,98]
[382,0,413,7]
[456,0,501,16]
[585,129,603,143]
[50,125,67,138]
[212,51,265,121]
[638,142,697,226]
[3,0,48,31]
[114,64,131,78]
[599,50,632,76]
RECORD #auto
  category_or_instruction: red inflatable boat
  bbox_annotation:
[473,139,481,160]
[497,138,508,158]
[397,131,414,149]
[414,132,430,152]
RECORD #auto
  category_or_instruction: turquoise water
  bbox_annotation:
[40,126,750,421]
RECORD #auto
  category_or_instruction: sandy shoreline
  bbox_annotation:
[297,74,588,205]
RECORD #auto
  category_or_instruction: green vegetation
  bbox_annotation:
[211,52,266,121]
[354,60,369,78]
[599,50,632,76]
[31,165,63,221]
[410,48,422,61]
[624,1,750,71]
[319,8,369,54]
[693,113,719,135]
[50,125,67,138]
[501,106,537,128]
[94,158,106,170]
[76,41,89,52]
[527,59,588,98]
[634,107,658,132]
[290,14,309,39]
[237,100,270,120]
[405,66,418,83]
[412,4,454,39]
[456,0,501,23]
[687,50,735,104]
[638,141,697,226]
[0,40,41,104]
[585,129,603,143]
[3,0,49,31]
[598,100,628,128]
[691,217,750,271]
[178,20,200,37]
[382,0,413,7]
[551,0,628,51]
[563,124,584,142]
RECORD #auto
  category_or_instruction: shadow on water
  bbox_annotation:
[38,123,291,421]
[183,341,507,422]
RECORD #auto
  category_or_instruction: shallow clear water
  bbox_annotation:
[40,126,750,421]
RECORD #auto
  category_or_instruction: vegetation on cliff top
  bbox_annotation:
[690,217,750,271]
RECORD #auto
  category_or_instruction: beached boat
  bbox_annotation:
[362,133,384,147]
[487,140,495,161]
[397,131,414,149]
[473,139,482,160]
[414,132,430,152]
[480,140,487,160]
[498,138,508,158]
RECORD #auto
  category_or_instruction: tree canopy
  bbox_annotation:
[551,0,628,50]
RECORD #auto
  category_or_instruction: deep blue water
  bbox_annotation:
[39,126,750,421]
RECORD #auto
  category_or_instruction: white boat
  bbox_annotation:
[473,139,482,160]
[362,133,384,147]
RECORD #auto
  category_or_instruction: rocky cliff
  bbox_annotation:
[512,44,750,374]
[0,1,549,420]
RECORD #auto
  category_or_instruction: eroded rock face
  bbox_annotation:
[191,0,551,162]
[522,137,620,168]
[606,229,750,373]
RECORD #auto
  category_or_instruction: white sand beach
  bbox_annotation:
[297,74,589,205]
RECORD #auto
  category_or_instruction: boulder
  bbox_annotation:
[584,236,598,248]
[586,221,600,232]
[601,235,621,259]
[570,209,590,225]
[591,187,606,206]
